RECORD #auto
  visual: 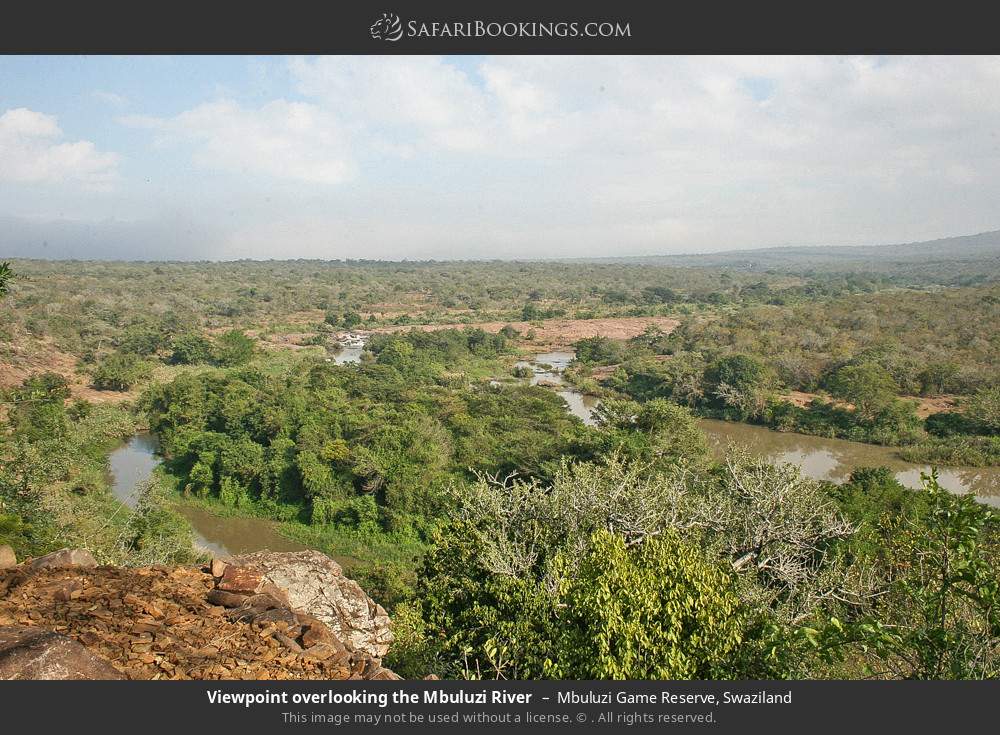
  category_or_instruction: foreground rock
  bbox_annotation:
[0,552,399,680]
[0,546,15,570]
[0,625,123,680]
[28,548,97,570]
[214,550,393,659]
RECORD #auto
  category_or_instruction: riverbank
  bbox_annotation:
[514,351,1000,506]
[106,435,425,608]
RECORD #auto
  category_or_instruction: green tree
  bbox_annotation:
[810,474,1000,679]
[828,362,898,423]
[594,398,709,468]
[169,333,214,364]
[0,261,14,296]
[704,354,775,420]
[574,336,623,365]
[417,519,560,679]
[117,322,168,356]
[521,302,541,321]
[885,474,1000,678]
[965,386,1000,433]
[92,352,152,391]
[641,286,679,304]
[213,330,255,366]
[918,361,959,396]
[555,530,745,679]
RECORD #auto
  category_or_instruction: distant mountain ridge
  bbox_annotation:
[580,230,1000,272]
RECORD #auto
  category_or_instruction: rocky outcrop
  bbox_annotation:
[28,548,97,570]
[212,550,393,659]
[203,578,398,680]
[0,548,399,680]
[0,625,123,680]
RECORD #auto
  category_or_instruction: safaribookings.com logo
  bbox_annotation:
[370,13,631,41]
[370,13,404,41]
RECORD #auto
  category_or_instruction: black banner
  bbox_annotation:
[2,680,995,732]
[2,0,999,54]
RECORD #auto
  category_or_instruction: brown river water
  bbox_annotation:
[519,351,1000,507]
[108,351,998,558]
[109,433,307,557]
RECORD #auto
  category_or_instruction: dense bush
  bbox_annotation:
[403,451,867,679]
[143,330,592,542]
[213,330,255,367]
[169,333,214,365]
[573,336,623,365]
[554,530,745,679]
[0,374,196,565]
[92,352,153,391]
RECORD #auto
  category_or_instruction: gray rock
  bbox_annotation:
[0,626,123,680]
[28,548,97,570]
[0,545,16,569]
[222,550,393,658]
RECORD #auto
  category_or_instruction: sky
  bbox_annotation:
[1,55,999,261]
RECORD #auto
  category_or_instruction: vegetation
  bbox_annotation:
[0,373,196,565]
[92,352,154,391]
[0,261,13,297]
[392,451,998,680]
[1,255,997,680]
[560,286,999,451]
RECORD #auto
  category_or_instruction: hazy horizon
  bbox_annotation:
[3,56,1000,261]
[4,221,1000,264]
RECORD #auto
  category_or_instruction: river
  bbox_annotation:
[108,433,307,557]
[108,351,998,558]
[330,332,368,365]
[518,351,1000,507]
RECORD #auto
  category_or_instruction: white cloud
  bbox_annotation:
[8,56,1000,259]
[123,98,354,185]
[290,56,492,152]
[0,108,120,187]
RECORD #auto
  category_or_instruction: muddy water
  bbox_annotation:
[108,434,307,557]
[516,351,574,385]
[331,333,368,365]
[521,352,1000,506]
[515,351,601,426]
[699,419,1000,507]
[332,345,364,365]
[559,390,601,426]
[171,505,308,557]
[108,432,160,507]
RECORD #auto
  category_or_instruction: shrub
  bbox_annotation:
[92,352,152,391]
[965,386,1000,433]
[554,530,745,679]
[573,336,623,365]
[213,330,255,367]
[169,333,214,364]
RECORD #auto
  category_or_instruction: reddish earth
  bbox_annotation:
[184,315,684,355]
[258,333,321,351]
[779,390,957,418]
[782,390,819,409]
[910,395,957,418]
[0,337,134,404]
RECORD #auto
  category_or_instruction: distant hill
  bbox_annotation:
[581,230,1000,281]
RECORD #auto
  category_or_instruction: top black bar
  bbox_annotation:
[2,0,999,54]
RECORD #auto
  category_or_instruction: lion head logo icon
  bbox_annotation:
[370,13,403,41]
